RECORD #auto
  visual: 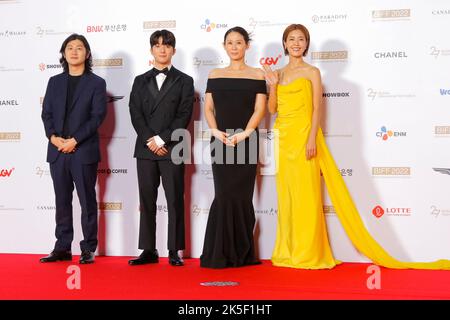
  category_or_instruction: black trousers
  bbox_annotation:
[49,153,98,252]
[136,159,185,251]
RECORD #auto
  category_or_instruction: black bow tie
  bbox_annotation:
[153,67,169,76]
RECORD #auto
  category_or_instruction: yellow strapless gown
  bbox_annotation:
[271,77,450,270]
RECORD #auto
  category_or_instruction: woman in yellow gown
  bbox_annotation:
[263,24,450,270]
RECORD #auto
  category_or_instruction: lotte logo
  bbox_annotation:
[0,168,14,177]
[372,205,385,218]
[259,54,282,66]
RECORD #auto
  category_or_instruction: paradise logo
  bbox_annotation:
[376,126,406,141]
[201,19,227,32]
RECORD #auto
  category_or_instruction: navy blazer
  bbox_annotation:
[129,66,194,160]
[41,71,107,164]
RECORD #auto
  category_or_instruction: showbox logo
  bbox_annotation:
[39,63,62,71]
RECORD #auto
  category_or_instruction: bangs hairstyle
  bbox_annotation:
[59,33,92,73]
[150,29,176,48]
[223,26,252,44]
[282,24,310,56]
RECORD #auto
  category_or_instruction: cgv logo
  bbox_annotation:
[0,168,14,177]
[259,54,282,66]
[87,26,104,33]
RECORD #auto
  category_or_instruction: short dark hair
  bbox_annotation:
[150,29,176,48]
[223,26,252,44]
[282,24,310,56]
[59,33,92,73]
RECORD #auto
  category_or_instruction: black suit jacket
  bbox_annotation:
[41,72,107,164]
[129,66,194,160]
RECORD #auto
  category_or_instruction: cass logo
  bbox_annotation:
[259,54,282,66]
[0,168,14,178]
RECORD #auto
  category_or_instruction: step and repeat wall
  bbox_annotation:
[1,0,449,262]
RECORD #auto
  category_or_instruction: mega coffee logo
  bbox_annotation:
[93,58,123,68]
[97,168,128,174]
[87,24,127,33]
[372,167,411,176]
[39,62,62,71]
[372,205,411,218]
[201,19,227,32]
[372,9,411,21]
[0,168,14,177]
[0,99,19,106]
[311,51,348,61]
[0,132,20,141]
[374,51,408,59]
[376,126,406,140]
[312,13,347,23]
[98,202,122,211]
[143,20,176,30]
[434,126,450,136]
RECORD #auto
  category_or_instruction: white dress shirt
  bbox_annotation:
[148,65,171,148]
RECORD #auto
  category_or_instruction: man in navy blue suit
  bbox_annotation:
[40,34,107,264]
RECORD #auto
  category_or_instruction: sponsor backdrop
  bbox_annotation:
[1,0,449,262]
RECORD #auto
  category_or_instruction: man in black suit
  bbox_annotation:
[128,30,194,266]
[40,34,107,264]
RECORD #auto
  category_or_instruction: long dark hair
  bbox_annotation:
[59,33,93,73]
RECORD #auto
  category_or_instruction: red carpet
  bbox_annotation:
[1,254,449,300]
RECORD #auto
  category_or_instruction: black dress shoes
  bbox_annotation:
[128,249,159,265]
[169,250,184,266]
[79,250,95,264]
[40,250,72,263]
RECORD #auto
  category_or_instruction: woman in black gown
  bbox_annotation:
[200,27,267,268]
